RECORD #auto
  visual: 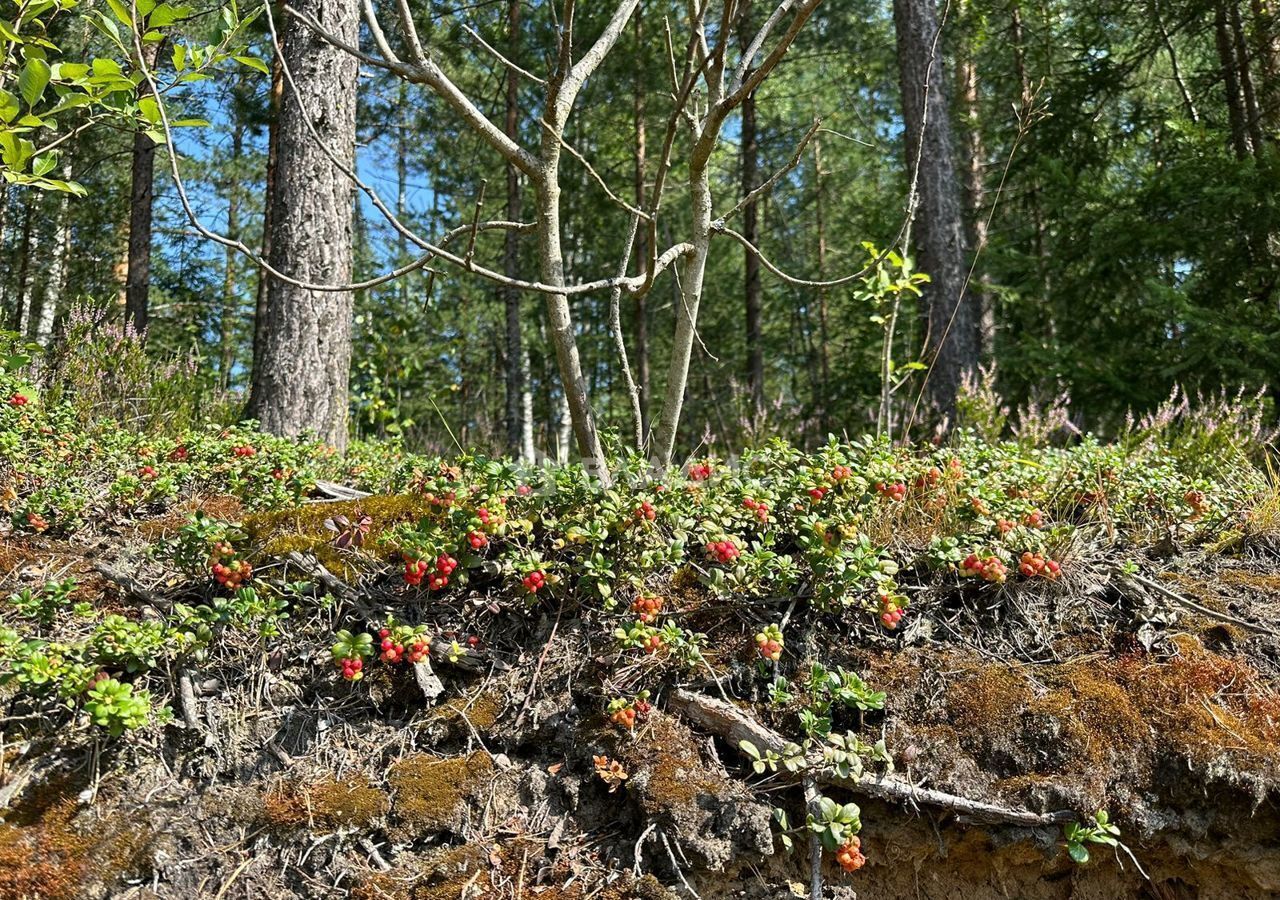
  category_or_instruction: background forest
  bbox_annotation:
[3,0,1279,458]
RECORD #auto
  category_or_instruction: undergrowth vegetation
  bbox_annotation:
[3,358,1280,892]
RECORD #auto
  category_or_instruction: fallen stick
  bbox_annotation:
[1118,572,1280,637]
[668,689,1074,828]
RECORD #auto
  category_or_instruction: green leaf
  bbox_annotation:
[18,57,51,107]
[105,0,132,25]
[0,19,21,42]
[171,42,186,71]
[148,3,190,27]
[0,90,19,123]
[31,151,56,176]
[1067,843,1089,864]
[232,55,269,75]
[138,95,159,124]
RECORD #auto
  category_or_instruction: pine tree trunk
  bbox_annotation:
[1252,0,1280,129]
[1218,2,1255,159]
[894,0,978,421]
[1229,1,1267,155]
[956,0,994,361]
[124,39,162,336]
[740,3,765,425]
[253,21,284,385]
[813,137,831,436]
[246,0,358,450]
[220,119,244,390]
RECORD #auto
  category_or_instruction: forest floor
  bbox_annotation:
[3,393,1280,898]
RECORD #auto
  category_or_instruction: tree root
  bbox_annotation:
[668,689,1075,828]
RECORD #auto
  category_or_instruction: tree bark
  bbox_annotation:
[1229,1,1267,156]
[893,0,978,421]
[813,136,831,436]
[220,117,244,390]
[504,0,533,461]
[1252,0,1280,130]
[741,4,765,425]
[124,39,162,336]
[253,21,284,386]
[633,10,651,441]
[35,160,73,347]
[13,202,33,338]
[956,0,994,361]
[1218,1,1254,159]
[246,0,358,450]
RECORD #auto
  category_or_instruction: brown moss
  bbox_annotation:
[618,711,723,820]
[263,779,388,830]
[351,844,488,900]
[0,798,153,900]
[426,690,505,740]
[1109,636,1280,769]
[387,752,493,838]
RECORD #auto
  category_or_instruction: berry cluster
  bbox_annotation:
[168,445,189,462]
[996,518,1015,535]
[405,554,457,590]
[688,461,713,481]
[831,464,852,482]
[705,538,741,564]
[7,392,29,407]
[914,466,942,489]
[608,691,651,730]
[878,590,906,629]
[209,541,252,589]
[337,656,364,681]
[642,632,663,654]
[26,511,48,532]
[1023,509,1045,529]
[754,624,784,661]
[959,553,1008,583]
[742,496,770,523]
[835,837,866,873]
[377,627,430,665]
[139,465,158,480]
[232,445,256,458]
[467,530,489,550]
[632,594,663,624]
[634,499,656,522]
[807,486,828,502]
[522,569,547,593]
[1018,551,1061,580]
[874,481,906,502]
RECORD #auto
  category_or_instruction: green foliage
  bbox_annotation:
[1063,810,1122,864]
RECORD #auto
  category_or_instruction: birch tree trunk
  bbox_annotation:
[246,0,358,450]
[34,160,72,348]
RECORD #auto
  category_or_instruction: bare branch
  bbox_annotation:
[287,2,540,177]
[608,213,646,450]
[360,0,400,66]
[460,22,547,85]
[393,0,428,66]
[731,0,795,93]
[717,116,821,224]
[544,121,652,220]
[561,0,641,105]
[714,222,877,288]
[726,0,822,107]
[463,180,489,269]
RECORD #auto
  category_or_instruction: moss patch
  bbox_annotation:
[263,778,388,830]
[387,752,493,839]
